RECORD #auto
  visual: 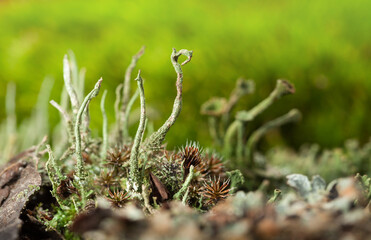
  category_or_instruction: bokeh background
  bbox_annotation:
[1,0,371,150]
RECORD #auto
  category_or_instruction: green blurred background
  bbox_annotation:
[0,0,371,150]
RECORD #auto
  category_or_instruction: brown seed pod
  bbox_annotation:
[202,177,231,206]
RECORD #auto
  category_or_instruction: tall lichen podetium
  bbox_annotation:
[200,78,254,147]
[174,165,194,201]
[223,120,243,159]
[128,71,146,195]
[123,89,139,140]
[100,90,108,159]
[50,100,74,145]
[74,78,103,206]
[246,109,301,167]
[145,48,193,149]
[235,79,295,122]
[119,46,145,143]
[63,54,80,116]
[224,79,295,159]
[221,78,255,136]
[45,144,66,208]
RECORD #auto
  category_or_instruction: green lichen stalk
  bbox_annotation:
[100,90,108,159]
[235,79,295,122]
[119,46,145,143]
[63,54,80,116]
[128,71,146,194]
[45,144,65,207]
[74,78,103,206]
[223,120,243,158]
[123,89,139,140]
[246,109,301,167]
[222,79,296,161]
[174,165,194,200]
[50,100,74,145]
[145,48,193,149]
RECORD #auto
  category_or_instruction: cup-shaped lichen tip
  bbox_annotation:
[275,79,295,98]
[288,108,302,122]
[135,70,142,81]
[200,97,228,116]
[235,78,255,96]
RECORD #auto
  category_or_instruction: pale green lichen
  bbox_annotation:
[123,89,139,140]
[63,54,80,116]
[128,71,146,194]
[145,48,193,149]
[174,165,194,201]
[120,46,146,143]
[100,90,108,159]
[235,79,295,122]
[50,100,74,145]
[45,144,65,207]
[198,78,300,169]
[74,78,103,206]
[245,109,301,167]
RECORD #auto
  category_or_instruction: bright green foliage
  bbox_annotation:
[1,0,371,149]
[43,204,79,239]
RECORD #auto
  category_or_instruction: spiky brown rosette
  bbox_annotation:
[105,146,131,176]
[202,177,231,206]
[95,169,119,189]
[180,142,202,181]
[200,153,225,177]
[106,189,130,208]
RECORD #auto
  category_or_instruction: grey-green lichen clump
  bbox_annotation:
[35,48,303,225]
[38,47,237,237]
[201,77,301,182]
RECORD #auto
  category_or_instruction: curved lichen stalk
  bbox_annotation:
[50,100,74,145]
[3,83,16,161]
[100,90,108,159]
[173,165,194,201]
[128,70,146,194]
[74,78,103,206]
[223,79,295,158]
[45,144,66,208]
[246,109,301,167]
[235,79,295,122]
[145,48,193,149]
[63,55,80,116]
[122,46,145,114]
[123,89,139,140]
[119,46,145,143]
